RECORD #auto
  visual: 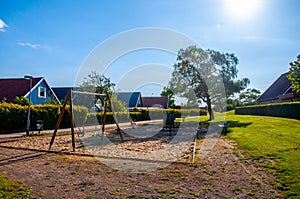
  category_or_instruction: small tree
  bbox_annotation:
[287,55,300,94]
[110,93,128,112]
[78,71,126,112]
[160,86,175,107]
[80,71,115,94]
[239,88,261,105]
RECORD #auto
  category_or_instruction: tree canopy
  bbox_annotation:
[239,88,261,105]
[167,46,249,120]
[207,49,250,98]
[79,71,115,94]
[287,55,300,94]
[78,71,127,112]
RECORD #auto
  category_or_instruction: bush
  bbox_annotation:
[31,104,60,129]
[0,102,27,132]
[235,102,300,119]
[0,102,88,133]
[14,96,31,106]
[0,102,208,133]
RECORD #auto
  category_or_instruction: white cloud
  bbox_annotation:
[18,41,40,48]
[17,41,52,50]
[0,19,8,32]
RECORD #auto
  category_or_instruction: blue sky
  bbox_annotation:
[0,0,299,96]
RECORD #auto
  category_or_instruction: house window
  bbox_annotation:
[38,87,46,98]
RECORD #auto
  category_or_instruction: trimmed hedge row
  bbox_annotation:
[0,103,88,133]
[235,102,300,119]
[0,103,27,133]
[0,102,208,133]
[85,108,208,125]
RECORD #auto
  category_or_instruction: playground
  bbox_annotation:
[0,122,280,198]
[0,92,289,198]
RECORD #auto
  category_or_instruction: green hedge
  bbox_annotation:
[84,108,208,126]
[235,102,300,119]
[0,103,27,132]
[0,103,88,133]
[0,103,208,133]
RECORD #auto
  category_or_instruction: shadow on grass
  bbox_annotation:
[221,120,252,135]
[198,120,252,136]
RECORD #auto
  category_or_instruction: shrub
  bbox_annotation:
[0,102,88,133]
[0,102,208,133]
[235,102,300,119]
[13,96,32,106]
[0,102,27,132]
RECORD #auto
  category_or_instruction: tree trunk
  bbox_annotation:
[207,96,214,121]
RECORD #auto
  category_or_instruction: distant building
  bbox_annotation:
[0,77,60,104]
[116,92,143,108]
[257,72,300,104]
[52,87,75,102]
[142,96,169,108]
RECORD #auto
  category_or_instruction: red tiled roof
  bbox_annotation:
[142,96,169,108]
[0,77,43,102]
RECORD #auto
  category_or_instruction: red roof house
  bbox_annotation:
[142,96,169,108]
[0,77,60,104]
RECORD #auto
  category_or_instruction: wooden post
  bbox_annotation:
[49,91,71,150]
[69,91,76,152]
[49,90,76,151]
[49,91,123,151]
[102,95,108,133]
[106,93,124,141]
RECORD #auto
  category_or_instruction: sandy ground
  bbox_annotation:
[0,124,280,198]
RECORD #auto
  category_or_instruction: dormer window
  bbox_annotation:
[38,87,46,98]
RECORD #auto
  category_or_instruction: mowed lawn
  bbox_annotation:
[219,111,300,198]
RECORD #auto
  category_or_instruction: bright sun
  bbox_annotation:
[224,0,261,22]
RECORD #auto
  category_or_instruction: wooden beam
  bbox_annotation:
[49,90,71,150]
[69,90,76,152]
[107,93,124,141]
[102,95,108,133]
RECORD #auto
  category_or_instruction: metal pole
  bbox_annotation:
[25,75,32,136]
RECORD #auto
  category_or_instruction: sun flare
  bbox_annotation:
[224,0,260,21]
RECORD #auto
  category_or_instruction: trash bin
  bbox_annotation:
[36,120,43,131]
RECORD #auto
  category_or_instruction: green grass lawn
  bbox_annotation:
[218,111,300,198]
[187,112,299,198]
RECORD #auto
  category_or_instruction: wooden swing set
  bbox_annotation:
[48,90,124,152]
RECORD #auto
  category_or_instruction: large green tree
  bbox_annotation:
[168,46,249,120]
[207,49,250,98]
[287,55,300,94]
